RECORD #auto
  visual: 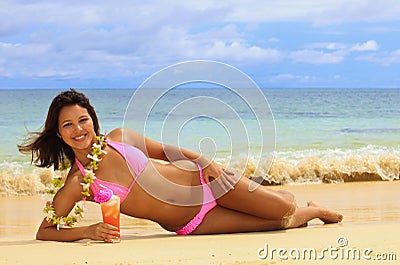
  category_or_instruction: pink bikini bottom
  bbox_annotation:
[175,163,217,235]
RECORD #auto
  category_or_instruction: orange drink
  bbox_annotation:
[100,195,120,242]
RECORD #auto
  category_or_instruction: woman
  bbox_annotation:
[19,89,343,242]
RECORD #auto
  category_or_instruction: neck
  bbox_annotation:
[74,149,91,165]
[74,140,96,164]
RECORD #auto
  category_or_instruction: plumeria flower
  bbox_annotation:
[94,185,113,203]
[80,182,90,190]
[87,153,102,162]
[92,143,108,154]
[75,201,86,212]
[83,169,96,179]
[92,143,102,149]
[46,210,55,220]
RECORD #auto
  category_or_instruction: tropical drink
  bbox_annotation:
[100,195,120,242]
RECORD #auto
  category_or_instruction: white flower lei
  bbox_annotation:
[43,135,107,230]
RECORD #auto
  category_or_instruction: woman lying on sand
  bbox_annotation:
[19,89,343,242]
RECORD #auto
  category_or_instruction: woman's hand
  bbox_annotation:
[84,222,120,243]
[202,161,237,192]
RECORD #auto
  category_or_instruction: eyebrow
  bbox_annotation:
[60,115,90,124]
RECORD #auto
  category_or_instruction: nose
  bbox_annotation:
[74,123,83,131]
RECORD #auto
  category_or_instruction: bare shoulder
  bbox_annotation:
[61,164,86,200]
[106,128,143,146]
[106,128,123,142]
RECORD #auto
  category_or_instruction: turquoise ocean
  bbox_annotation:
[1,88,399,196]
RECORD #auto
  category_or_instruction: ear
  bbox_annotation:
[57,132,62,138]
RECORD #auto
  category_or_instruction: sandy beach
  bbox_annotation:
[1,181,399,264]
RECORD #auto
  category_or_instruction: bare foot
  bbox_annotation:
[298,222,308,228]
[307,201,343,223]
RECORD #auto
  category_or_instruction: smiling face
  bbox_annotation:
[58,104,96,151]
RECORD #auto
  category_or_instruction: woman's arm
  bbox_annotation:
[117,128,210,165]
[36,219,118,242]
[118,128,236,190]
[36,175,118,242]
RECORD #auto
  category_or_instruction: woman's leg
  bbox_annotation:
[191,205,282,234]
[213,176,343,226]
[281,202,343,228]
[192,203,343,235]
[214,176,297,220]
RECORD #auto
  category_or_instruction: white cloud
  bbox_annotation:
[267,37,280,43]
[334,74,341,80]
[366,26,400,33]
[0,42,55,76]
[273,73,317,82]
[351,40,379,51]
[293,40,380,65]
[217,0,400,26]
[203,41,283,63]
[290,50,345,64]
[0,39,139,79]
[2,1,400,37]
[356,49,400,66]
[0,0,399,88]
[0,2,288,79]
[307,42,348,50]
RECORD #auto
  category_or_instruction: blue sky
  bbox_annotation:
[1,0,400,89]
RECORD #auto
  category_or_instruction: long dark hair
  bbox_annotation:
[18,89,100,170]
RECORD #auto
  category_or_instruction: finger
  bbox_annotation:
[103,227,120,237]
[103,234,116,243]
[215,175,225,189]
[95,231,107,241]
[226,172,238,187]
[98,223,119,234]
[222,176,234,191]
[104,233,120,243]
[101,231,119,243]
[203,175,211,184]
[220,172,235,188]
[218,175,232,192]
[105,230,120,238]
[225,168,239,183]
[224,168,235,175]
[103,223,119,231]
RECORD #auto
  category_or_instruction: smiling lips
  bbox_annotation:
[73,134,87,142]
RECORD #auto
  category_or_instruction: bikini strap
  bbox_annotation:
[127,178,136,190]
[75,158,86,175]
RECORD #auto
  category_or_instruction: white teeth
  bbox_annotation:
[74,135,85,140]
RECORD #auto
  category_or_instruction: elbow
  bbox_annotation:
[36,229,45,241]
[36,226,50,241]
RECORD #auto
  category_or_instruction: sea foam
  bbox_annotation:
[229,146,400,185]
[0,161,56,196]
[1,146,399,196]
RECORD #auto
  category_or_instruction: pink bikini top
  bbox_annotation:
[75,140,149,203]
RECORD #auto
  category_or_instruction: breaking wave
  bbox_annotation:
[1,145,399,195]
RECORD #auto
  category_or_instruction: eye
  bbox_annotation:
[79,117,89,123]
[63,122,72,128]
